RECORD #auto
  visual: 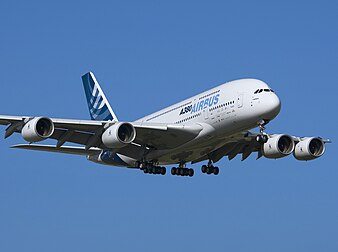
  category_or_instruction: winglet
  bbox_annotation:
[81,72,118,122]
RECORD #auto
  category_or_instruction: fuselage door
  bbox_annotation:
[237,93,244,108]
[203,107,209,120]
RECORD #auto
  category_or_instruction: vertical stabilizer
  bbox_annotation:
[82,72,118,122]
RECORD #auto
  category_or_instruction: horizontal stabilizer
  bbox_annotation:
[11,144,102,156]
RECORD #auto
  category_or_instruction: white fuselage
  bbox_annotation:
[0,72,327,172]
[126,78,281,165]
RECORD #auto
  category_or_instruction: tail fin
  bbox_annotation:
[81,72,118,122]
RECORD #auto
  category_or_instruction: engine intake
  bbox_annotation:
[102,122,136,149]
[262,134,295,159]
[22,117,54,142]
[293,137,325,161]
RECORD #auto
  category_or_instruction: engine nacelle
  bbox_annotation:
[21,117,55,142]
[293,137,325,161]
[102,122,136,149]
[262,134,295,159]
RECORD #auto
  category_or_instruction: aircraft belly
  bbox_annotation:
[148,118,258,165]
[150,136,227,165]
[156,144,220,165]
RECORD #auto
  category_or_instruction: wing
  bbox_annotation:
[0,115,203,153]
[192,131,331,164]
[0,115,107,148]
[11,144,101,155]
[132,122,203,149]
[194,132,263,163]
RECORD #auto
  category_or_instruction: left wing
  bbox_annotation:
[192,131,331,163]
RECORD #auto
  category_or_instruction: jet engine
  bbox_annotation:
[293,137,325,161]
[102,122,136,149]
[21,117,55,142]
[262,134,295,159]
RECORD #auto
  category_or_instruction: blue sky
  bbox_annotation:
[0,1,337,251]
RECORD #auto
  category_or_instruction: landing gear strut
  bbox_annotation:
[171,163,194,177]
[201,161,219,175]
[256,119,269,144]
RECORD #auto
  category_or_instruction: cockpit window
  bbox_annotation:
[254,88,275,94]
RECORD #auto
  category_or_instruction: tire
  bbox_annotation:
[256,135,262,143]
[160,167,166,175]
[179,168,185,176]
[201,165,207,173]
[143,168,149,174]
[156,167,161,174]
[171,167,177,175]
[213,167,219,175]
[206,167,212,174]
[262,135,268,143]
[188,169,194,177]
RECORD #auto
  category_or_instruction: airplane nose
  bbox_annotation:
[264,93,281,119]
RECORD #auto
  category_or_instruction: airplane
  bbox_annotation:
[0,72,330,177]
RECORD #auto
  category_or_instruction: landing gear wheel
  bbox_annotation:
[160,167,166,175]
[256,135,261,143]
[256,135,263,143]
[206,167,212,175]
[201,165,207,173]
[262,135,268,143]
[256,134,268,144]
[143,168,149,174]
[213,167,219,175]
[188,168,194,177]
[171,167,177,175]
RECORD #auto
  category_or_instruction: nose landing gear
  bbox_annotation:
[256,119,269,144]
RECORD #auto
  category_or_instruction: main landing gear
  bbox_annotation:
[201,161,219,175]
[138,162,166,176]
[171,163,194,177]
[256,119,269,144]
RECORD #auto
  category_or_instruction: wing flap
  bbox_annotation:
[11,144,101,155]
[0,115,25,125]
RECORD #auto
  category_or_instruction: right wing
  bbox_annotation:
[0,115,203,155]
[11,144,101,156]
